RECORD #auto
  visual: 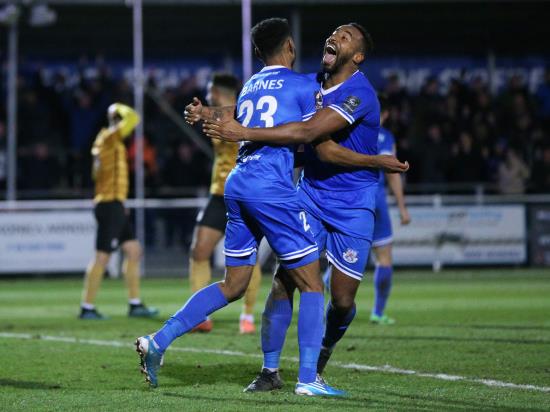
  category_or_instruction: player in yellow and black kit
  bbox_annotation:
[189,73,262,334]
[79,103,158,320]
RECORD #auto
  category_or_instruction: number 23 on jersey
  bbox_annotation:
[239,95,278,128]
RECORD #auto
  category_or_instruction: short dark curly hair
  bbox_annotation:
[211,72,241,96]
[251,18,292,61]
[349,22,374,56]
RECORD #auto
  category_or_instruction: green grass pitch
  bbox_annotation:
[1,269,549,411]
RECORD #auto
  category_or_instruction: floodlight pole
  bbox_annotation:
[132,0,146,264]
[291,8,301,72]
[6,17,18,202]
[241,0,252,81]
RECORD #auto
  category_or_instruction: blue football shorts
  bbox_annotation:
[224,197,319,270]
[297,187,374,281]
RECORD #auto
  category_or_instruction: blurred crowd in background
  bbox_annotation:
[1,60,550,198]
[0,61,212,199]
[385,71,550,194]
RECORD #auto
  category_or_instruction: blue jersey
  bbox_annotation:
[377,127,395,188]
[300,71,380,216]
[302,71,380,195]
[298,71,380,239]
[225,66,318,203]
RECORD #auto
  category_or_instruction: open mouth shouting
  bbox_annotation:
[323,42,338,66]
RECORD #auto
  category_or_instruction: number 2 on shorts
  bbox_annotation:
[299,211,310,232]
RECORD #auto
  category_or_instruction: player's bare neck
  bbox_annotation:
[264,55,293,71]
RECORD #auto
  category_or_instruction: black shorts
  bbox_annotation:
[197,194,227,233]
[94,201,135,253]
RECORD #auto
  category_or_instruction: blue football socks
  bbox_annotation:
[153,283,228,353]
[322,301,356,350]
[261,294,293,370]
[297,292,324,383]
[373,265,393,317]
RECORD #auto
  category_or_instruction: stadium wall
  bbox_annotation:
[0,196,547,275]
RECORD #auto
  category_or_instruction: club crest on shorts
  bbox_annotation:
[111,238,119,249]
[342,248,359,264]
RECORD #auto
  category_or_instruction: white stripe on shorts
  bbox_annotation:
[279,245,319,261]
[326,250,364,281]
[372,236,393,248]
[223,247,257,257]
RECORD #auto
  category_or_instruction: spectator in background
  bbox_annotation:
[384,73,409,109]
[20,142,61,190]
[162,142,205,250]
[6,61,549,198]
[531,146,550,193]
[419,124,449,186]
[18,88,51,148]
[508,94,534,155]
[449,131,484,183]
[486,139,507,184]
[128,135,160,189]
[498,148,530,194]
[471,89,498,153]
[498,75,533,135]
[128,135,160,247]
[412,76,444,137]
[64,90,101,188]
[163,142,205,188]
[38,71,70,149]
[65,90,100,152]
[383,74,412,143]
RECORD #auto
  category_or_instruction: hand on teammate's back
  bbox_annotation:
[184,97,203,125]
[203,118,244,143]
[376,155,409,174]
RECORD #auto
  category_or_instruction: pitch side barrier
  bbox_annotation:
[0,195,549,274]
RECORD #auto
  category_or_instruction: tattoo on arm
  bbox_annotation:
[205,106,235,122]
[211,109,224,121]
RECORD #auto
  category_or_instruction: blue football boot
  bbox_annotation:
[135,335,163,387]
[295,375,346,397]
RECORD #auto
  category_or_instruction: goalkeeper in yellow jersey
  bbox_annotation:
[79,103,158,320]
[189,73,262,334]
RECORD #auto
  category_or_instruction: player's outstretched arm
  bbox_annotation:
[314,139,409,173]
[203,107,348,145]
[184,97,236,125]
[385,143,411,224]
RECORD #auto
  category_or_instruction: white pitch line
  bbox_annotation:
[1,332,549,393]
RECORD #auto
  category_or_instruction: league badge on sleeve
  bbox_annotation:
[342,248,359,264]
[341,96,360,115]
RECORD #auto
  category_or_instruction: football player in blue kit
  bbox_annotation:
[204,23,409,390]
[136,18,345,396]
[370,94,411,325]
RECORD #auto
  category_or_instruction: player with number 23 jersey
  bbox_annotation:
[224,65,320,268]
